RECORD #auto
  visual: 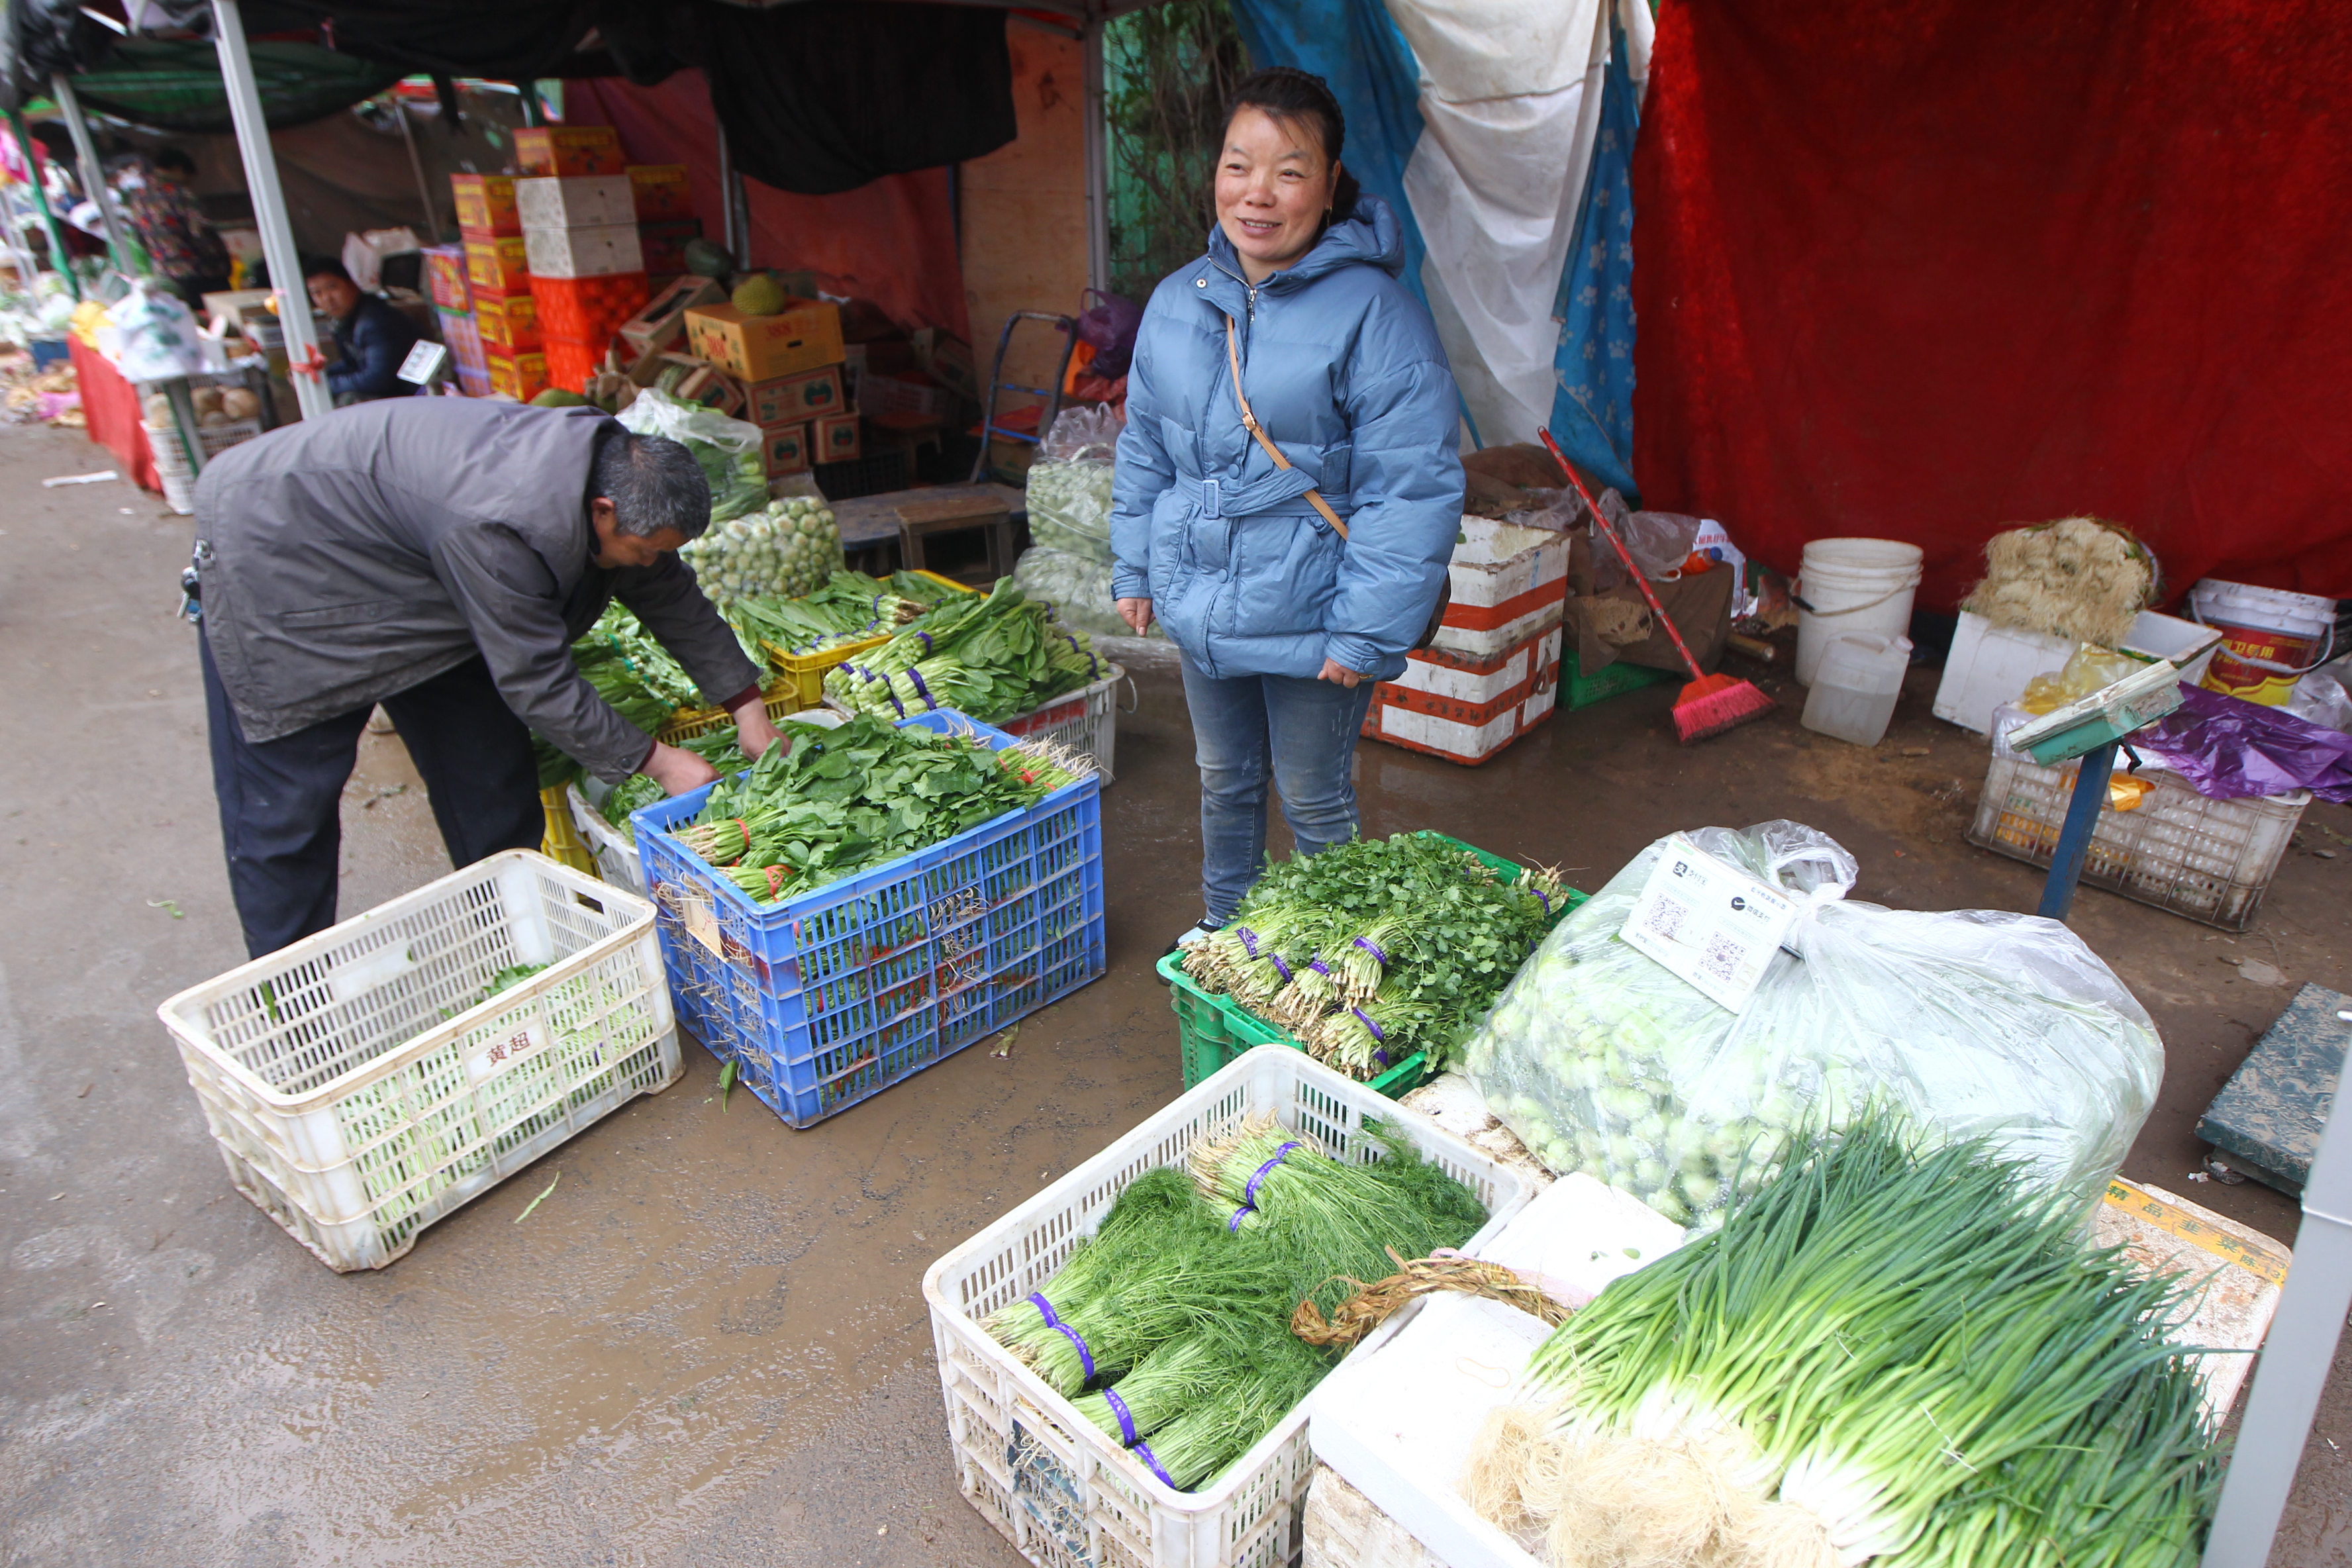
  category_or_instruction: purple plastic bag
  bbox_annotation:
[2132,684,2352,803]
[1076,288,1142,379]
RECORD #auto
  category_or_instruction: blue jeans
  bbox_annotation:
[1180,656,1379,923]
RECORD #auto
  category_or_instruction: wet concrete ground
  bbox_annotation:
[0,415,2345,1565]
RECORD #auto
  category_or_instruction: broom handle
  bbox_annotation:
[1540,430,1706,683]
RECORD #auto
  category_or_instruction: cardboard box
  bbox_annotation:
[684,299,844,383]
[859,371,949,420]
[423,245,469,310]
[474,291,542,352]
[618,275,724,360]
[648,354,744,416]
[463,236,530,297]
[628,164,693,220]
[528,272,650,344]
[514,125,624,178]
[450,173,519,236]
[813,413,862,465]
[761,420,811,476]
[746,365,845,426]
[438,307,487,375]
[486,350,549,402]
[910,326,979,403]
[523,222,645,280]
[516,173,637,230]
[634,218,702,279]
[543,336,603,395]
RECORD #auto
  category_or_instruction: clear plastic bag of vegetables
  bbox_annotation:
[1462,820,2162,1228]
[1011,544,1161,640]
[1024,405,1120,564]
[616,386,769,523]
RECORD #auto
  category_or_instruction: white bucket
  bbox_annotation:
[2187,578,2337,706]
[1796,538,1925,685]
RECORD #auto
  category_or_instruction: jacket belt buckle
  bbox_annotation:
[1201,477,1221,519]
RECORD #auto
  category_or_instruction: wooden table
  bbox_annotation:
[827,481,1026,552]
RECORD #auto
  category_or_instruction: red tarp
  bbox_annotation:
[564,73,969,342]
[69,336,161,494]
[1630,0,2352,612]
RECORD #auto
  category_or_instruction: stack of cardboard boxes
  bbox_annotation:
[626,164,700,283]
[681,293,854,477]
[422,243,488,397]
[511,126,648,395]
[450,173,544,401]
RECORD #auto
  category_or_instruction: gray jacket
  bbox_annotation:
[193,397,759,782]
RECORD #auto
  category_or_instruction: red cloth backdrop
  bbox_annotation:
[564,74,969,342]
[68,336,160,494]
[1631,0,2352,612]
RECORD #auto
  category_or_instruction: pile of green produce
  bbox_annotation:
[568,603,722,737]
[667,713,1091,905]
[594,724,755,845]
[680,494,844,606]
[824,579,1104,725]
[724,569,958,660]
[1467,1109,2219,1568]
[1462,821,2162,1228]
[1183,834,1568,1081]
[986,1118,1487,1493]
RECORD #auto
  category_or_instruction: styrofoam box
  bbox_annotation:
[1428,517,1569,660]
[1373,675,1559,765]
[1933,609,2224,733]
[1387,628,1563,712]
[522,221,646,280]
[1307,1175,1685,1568]
[515,173,636,230]
[923,1045,1538,1568]
[157,851,680,1271]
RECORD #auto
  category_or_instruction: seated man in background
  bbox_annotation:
[303,254,422,403]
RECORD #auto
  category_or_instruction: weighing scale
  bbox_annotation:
[2000,658,2186,920]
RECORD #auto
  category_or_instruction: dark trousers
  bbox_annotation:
[201,636,543,959]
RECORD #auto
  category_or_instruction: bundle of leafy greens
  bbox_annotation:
[726,569,963,660]
[1466,1108,2220,1568]
[595,725,754,845]
[823,579,1103,724]
[667,714,1091,904]
[1183,834,1568,1079]
[985,1120,1487,1494]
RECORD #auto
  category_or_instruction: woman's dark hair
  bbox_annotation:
[592,424,712,540]
[1225,67,1362,223]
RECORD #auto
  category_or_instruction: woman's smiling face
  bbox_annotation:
[1215,106,1341,282]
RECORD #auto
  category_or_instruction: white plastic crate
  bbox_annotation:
[998,663,1127,785]
[157,851,680,1271]
[1966,751,2310,930]
[567,781,647,896]
[1932,609,2225,734]
[922,1044,1537,1568]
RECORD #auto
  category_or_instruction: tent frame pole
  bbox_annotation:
[715,118,750,271]
[211,0,332,421]
[393,97,439,240]
[50,74,133,274]
[1082,4,1108,296]
[8,109,79,301]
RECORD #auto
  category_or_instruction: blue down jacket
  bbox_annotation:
[1108,195,1463,683]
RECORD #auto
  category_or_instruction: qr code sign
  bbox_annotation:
[1698,934,1743,986]
[1643,899,1689,943]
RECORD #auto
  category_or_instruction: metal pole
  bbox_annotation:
[714,117,737,262]
[1081,7,1109,297]
[2035,741,2116,920]
[393,98,440,240]
[7,110,79,301]
[50,74,133,274]
[210,0,332,421]
[2200,1013,2352,1567]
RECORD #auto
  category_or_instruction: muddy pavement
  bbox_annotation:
[1,416,2347,1565]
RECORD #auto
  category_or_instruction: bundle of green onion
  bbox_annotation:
[823,579,1102,724]
[1467,1109,2220,1568]
[1183,834,1567,1079]
[983,1118,1487,1493]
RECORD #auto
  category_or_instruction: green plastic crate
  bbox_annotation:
[1163,832,1588,1099]
[1563,657,1679,710]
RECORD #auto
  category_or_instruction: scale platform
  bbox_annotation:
[2198,981,2349,1195]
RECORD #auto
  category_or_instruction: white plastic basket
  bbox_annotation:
[1966,752,2310,930]
[157,850,680,1271]
[835,663,1128,783]
[922,1044,1536,1568]
[566,781,646,896]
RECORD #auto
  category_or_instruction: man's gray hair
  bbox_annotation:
[593,426,712,540]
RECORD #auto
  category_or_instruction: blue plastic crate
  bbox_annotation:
[634,710,1106,1126]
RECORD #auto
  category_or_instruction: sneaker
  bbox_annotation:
[1165,918,1223,957]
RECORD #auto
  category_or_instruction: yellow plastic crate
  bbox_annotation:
[756,569,979,707]
[537,784,598,875]
[654,679,810,748]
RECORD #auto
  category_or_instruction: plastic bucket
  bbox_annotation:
[1795,539,1924,685]
[2188,579,2337,706]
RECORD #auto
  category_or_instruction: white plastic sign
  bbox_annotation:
[1619,832,1800,1012]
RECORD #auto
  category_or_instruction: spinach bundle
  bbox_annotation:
[725,569,959,659]
[824,579,1102,724]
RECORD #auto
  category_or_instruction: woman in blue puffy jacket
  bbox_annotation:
[1110,67,1465,947]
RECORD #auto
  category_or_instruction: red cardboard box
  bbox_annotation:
[514,125,625,178]
[812,413,862,465]
[450,173,520,237]
[544,336,603,394]
[423,245,469,310]
[473,292,542,353]
[745,365,844,426]
[634,218,702,279]
[463,236,531,298]
[627,164,694,220]
[530,272,651,344]
[761,420,810,476]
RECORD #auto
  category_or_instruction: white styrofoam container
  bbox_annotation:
[998,663,1126,786]
[1428,517,1569,660]
[522,221,646,279]
[515,173,636,230]
[1387,628,1563,707]
[1306,1175,1685,1568]
[157,851,681,1271]
[1373,681,1558,764]
[1933,609,2225,733]
[922,1045,1538,1568]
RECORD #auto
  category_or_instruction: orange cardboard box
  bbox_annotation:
[514,125,625,178]
[474,292,542,352]
[813,413,861,465]
[423,245,469,309]
[464,236,531,297]
[761,420,811,476]
[450,173,519,236]
[684,299,844,383]
[627,164,694,220]
[486,350,549,402]
[746,365,844,426]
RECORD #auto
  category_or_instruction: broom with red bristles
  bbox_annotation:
[1542,430,1775,745]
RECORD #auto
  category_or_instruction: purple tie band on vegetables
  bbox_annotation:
[1103,1387,1140,1446]
[1132,1440,1176,1488]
